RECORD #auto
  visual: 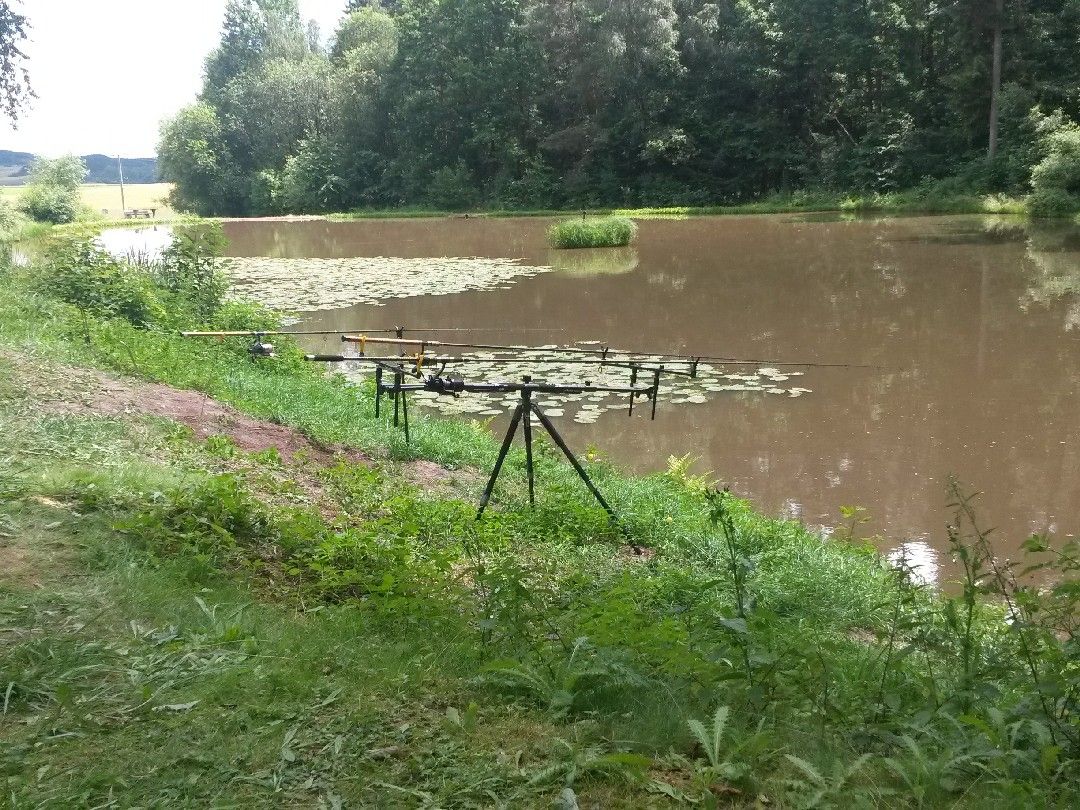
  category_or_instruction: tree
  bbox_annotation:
[988,0,1005,159]
[158,103,245,216]
[0,0,32,122]
[159,0,1080,214]
[19,155,87,224]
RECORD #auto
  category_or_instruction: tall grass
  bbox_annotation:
[548,216,637,249]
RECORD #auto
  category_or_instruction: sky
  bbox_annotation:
[0,0,346,158]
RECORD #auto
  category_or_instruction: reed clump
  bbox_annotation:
[548,215,637,249]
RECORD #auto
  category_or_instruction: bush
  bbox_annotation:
[548,216,637,249]
[1027,187,1079,218]
[153,222,230,324]
[279,138,345,214]
[0,198,27,243]
[41,238,162,326]
[426,161,480,211]
[18,155,87,224]
[1026,111,1080,218]
[39,223,238,330]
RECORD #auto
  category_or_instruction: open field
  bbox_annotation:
[0,182,175,219]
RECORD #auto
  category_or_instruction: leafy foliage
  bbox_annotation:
[18,155,87,224]
[38,225,253,333]
[0,0,32,122]
[159,0,1080,215]
[1029,111,1080,216]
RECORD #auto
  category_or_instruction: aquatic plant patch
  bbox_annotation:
[548,216,638,249]
[334,350,812,421]
[224,255,554,311]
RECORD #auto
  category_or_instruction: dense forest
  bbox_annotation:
[159,0,1080,215]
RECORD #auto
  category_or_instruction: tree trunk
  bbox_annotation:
[987,0,1004,160]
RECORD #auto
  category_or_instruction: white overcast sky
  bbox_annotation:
[0,0,346,158]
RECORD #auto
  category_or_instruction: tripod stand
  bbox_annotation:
[476,377,616,521]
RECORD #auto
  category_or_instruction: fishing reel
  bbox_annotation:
[248,335,276,359]
[425,371,465,397]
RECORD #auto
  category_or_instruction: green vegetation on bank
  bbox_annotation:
[13,155,86,225]
[549,216,637,249]
[328,187,1032,221]
[1,224,1078,805]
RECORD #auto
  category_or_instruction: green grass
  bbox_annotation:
[1,232,1078,806]
[326,188,1033,221]
[548,216,638,249]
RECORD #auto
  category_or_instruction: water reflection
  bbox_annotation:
[547,247,639,277]
[888,539,941,587]
[98,225,173,261]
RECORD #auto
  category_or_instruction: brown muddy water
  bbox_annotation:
[110,214,1080,581]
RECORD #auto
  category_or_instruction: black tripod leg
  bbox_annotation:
[374,366,383,417]
[393,374,401,427]
[523,393,535,506]
[530,403,618,522]
[476,403,524,519]
[402,387,410,444]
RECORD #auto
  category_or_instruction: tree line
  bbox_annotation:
[158,0,1080,216]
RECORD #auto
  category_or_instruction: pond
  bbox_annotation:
[106,214,1080,581]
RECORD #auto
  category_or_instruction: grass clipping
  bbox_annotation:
[548,215,637,249]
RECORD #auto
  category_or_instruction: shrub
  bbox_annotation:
[41,238,162,326]
[39,223,238,330]
[1026,111,1080,218]
[548,216,637,249]
[426,161,480,211]
[1031,122,1080,193]
[279,138,345,214]
[153,222,229,324]
[18,155,87,224]
[0,197,27,243]
[1027,187,1079,218]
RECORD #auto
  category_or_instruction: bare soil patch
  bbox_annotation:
[7,351,472,498]
[402,458,474,490]
[18,356,368,465]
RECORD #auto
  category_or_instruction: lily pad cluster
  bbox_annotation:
[224,255,553,311]
[335,350,812,423]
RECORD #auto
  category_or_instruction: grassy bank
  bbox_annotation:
[1,227,1078,806]
[325,188,1033,221]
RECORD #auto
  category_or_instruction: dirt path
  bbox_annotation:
[5,351,470,492]
[20,357,367,463]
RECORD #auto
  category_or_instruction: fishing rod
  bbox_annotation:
[180,327,566,338]
[306,353,697,378]
[181,329,869,370]
[340,335,879,370]
[342,334,608,356]
[177,325,831,524]
[639,352,881,369]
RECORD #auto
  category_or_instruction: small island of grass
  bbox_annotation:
[548,215,637,249]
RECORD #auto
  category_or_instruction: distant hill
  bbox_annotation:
[0,150,158,185]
